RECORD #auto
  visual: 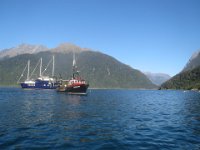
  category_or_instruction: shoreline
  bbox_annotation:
[0,86,159,90]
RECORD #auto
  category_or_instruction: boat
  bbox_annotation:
[18,56,59,89]
[57,53,89,94]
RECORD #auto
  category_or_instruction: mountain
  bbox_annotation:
[144,72,171,86]
[161,49,200,90]
[51,43,90,53]
[0,43,157,89]
[160,66,200,90]
[0,44,48,59]
[183,49,200,72]
[0,43,89,59]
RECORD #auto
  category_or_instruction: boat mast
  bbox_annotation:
[72,52,76,79]
[73,53,76,68]
[17,60,28,83]
[27,60,30,80]
[52,55,55,77]
[39,58,42,77]
[72,52,80,79]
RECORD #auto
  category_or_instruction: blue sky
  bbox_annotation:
[0,0,200,76]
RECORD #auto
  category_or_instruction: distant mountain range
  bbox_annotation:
[161,49,200,90]
[0,44,48,59]
[0,43,157,89]
[0,43,89,59]
[144,72,171,86]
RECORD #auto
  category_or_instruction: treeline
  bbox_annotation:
[161,66,200,90]
[0,51,156,89]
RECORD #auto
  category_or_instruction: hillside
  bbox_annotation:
[0,45,156,89]
[160,66,200,90]
[161,49,200,90]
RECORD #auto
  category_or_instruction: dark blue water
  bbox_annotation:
[0,88,200,149]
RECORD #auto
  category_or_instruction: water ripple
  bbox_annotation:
[0,88,200,149]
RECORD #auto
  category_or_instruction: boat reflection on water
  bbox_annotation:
[67,95,82,105]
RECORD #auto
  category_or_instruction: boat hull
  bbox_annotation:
[21,84,57,89]
[57,84,89,94]
[20,80,58,89]
[66,84,89,93]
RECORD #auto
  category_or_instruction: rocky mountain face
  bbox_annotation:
[0,43,156,89]
[0,43,89,59]
[51,43,90,53]
[183,49,200,72]
[0,44,48,59]
[144,72,171,86]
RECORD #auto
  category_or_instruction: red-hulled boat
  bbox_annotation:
[57,53,89,95]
